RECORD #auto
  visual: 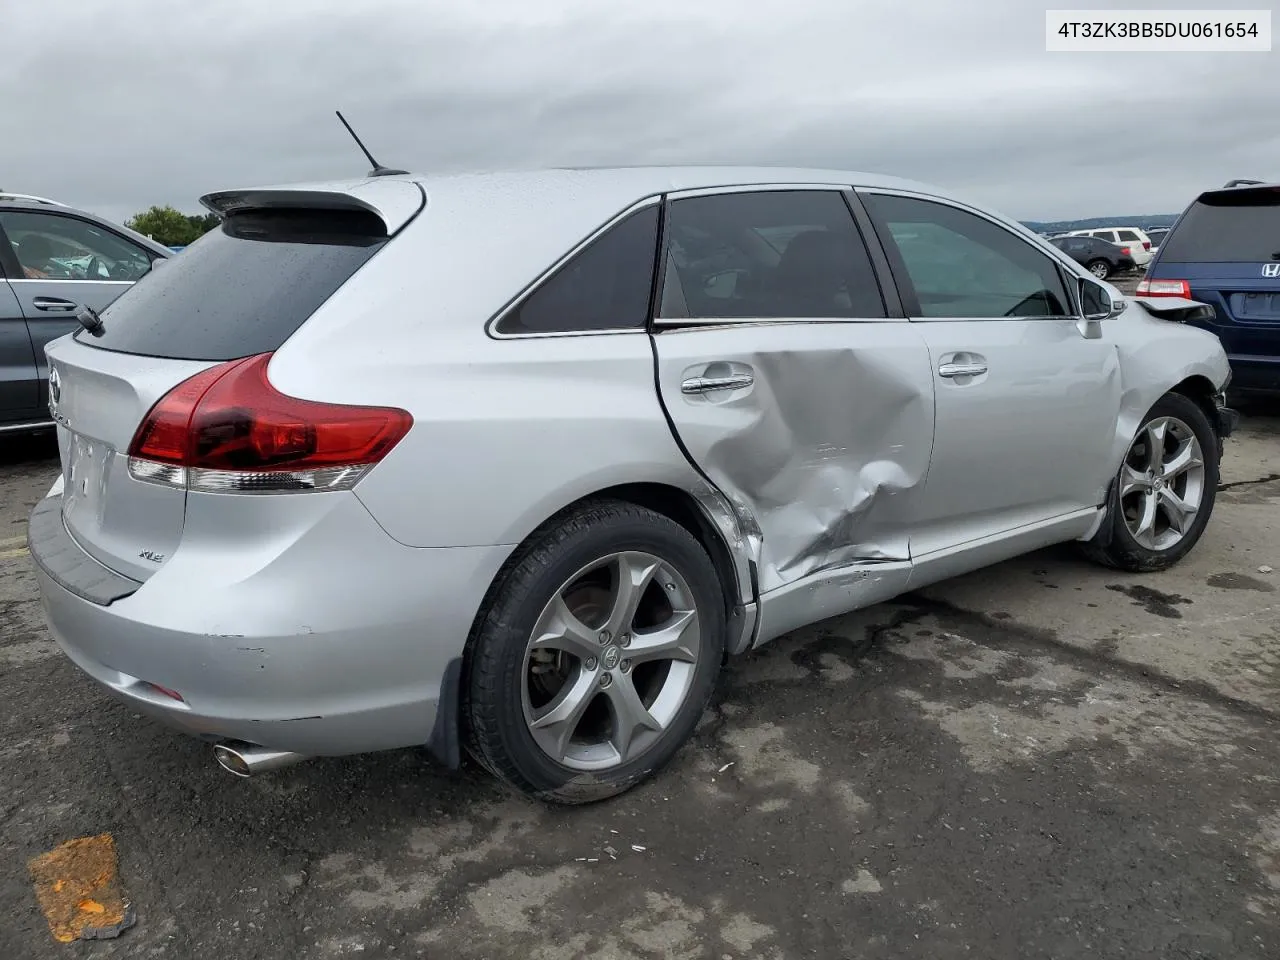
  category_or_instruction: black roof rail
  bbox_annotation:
[1223,178,1266,188]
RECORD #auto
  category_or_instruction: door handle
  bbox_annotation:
[938,361,987,378]
[681,374,754,395]
[32,297,79,312]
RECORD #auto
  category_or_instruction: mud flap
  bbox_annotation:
[425,657,463,770]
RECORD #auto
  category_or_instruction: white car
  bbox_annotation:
[1064,226,1156,266]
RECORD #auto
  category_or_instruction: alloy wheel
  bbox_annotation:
[521,551,701,771]
[1119,415,1206,551]
[1089,261,1110,279]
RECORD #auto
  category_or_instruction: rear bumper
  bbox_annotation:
[28,492,510,759]
[1224,355,1280,395]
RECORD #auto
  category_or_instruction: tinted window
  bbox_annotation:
[1147,229,1168,246]
[659,190,885,319]
[1,211,153,281]
[79,208,386,360]
[1159,189,1280,262]
[498,206,659,335]
[1116,230,1142,242]
[864,194,1072,319]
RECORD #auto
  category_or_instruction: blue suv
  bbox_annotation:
[1138,180,1280,395]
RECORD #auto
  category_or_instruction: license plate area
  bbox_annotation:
[1230,291,1280,322]
[62,430,116,527]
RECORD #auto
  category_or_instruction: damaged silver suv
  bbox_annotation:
[29,166,1235,804]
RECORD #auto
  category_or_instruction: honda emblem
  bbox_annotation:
[1263,263,1280,278]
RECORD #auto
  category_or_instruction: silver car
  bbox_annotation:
[28,167,1236,804]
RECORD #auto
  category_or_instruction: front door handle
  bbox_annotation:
[32,297,79,312]
[938,361,988,378]
[681,374,754,395]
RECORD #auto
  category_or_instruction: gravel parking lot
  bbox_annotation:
[2,391,1278,959]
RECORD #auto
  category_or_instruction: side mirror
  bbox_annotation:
[1079,277,1124,321]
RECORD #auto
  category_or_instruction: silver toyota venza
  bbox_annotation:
[28,166,1236,803]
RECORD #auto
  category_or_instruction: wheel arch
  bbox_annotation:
[1169,374,1222,432]
[460,481,757,700]
[448,481,757,774]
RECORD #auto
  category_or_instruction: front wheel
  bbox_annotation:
[463,500,726,804]
[1081,392,1219,572]
[1086,259,1111,280]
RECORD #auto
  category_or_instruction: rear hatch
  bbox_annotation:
[45,179,424,581]
[1146,184,1280,362]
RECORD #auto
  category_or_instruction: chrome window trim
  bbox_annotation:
[655,317,906,332]
[485,194,663,341]
[655,182,908,329]
[664,181,857,201]
[7,279,136,286]
[856,186,1090,323]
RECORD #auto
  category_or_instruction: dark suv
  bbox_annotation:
[1048,234,1138,280]
[1138,181,1280,394]
[1,193,173,435]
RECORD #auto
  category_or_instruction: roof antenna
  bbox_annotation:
[335,110,408,178]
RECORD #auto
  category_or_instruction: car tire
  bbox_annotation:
[1086,259,1111,280]
[1081,392,1219,573]
[463,499,726,804]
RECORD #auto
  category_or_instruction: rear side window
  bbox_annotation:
[78,208,387,360]
[496,206,659,335]
[659,190,885,319]
[1116,230,1142,242]
[1159,189,1280,262]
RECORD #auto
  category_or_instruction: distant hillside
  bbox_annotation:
[1021,214,1179,234]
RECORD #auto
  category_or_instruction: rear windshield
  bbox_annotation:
[1159,188,1280,262]
[78,207,387,360]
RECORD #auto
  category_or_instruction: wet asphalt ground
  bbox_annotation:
[2,361,1278,958]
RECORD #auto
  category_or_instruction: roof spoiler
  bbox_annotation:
[1223,178,1266,188]
[199,180,425,235]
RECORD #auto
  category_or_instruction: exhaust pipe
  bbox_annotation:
[213,740,309,777]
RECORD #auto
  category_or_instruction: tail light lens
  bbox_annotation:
[1142,241,1152,250]
[1135,278,1191,298]
[127,353,412,493]
[1120,247,1132,256]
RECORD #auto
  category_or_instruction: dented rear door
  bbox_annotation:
[650,187,935,594]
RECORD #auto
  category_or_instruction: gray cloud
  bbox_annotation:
[2,0,1274,224]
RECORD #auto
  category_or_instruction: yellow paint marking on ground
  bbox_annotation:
[27,834,135,943]
[0,546,28,560]
[0,534,27,550]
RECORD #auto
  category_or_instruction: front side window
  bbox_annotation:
[863,194,1072,319]
[497,205,659,335]
[0,211,154,282]
[659,190,886,319]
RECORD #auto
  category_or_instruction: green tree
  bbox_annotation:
[125,205,220,247]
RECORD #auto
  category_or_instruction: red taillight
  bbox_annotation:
[1142,241,1151,250]
[1135,278,1191,298]
[1120,247,1132,256]
[127,353,412,493]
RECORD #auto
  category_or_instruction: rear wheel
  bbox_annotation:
[1086,259,1111,280]
[1082,392,1219,572]
[463,500,726,804]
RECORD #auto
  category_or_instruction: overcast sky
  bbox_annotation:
[3,0,1275,223]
